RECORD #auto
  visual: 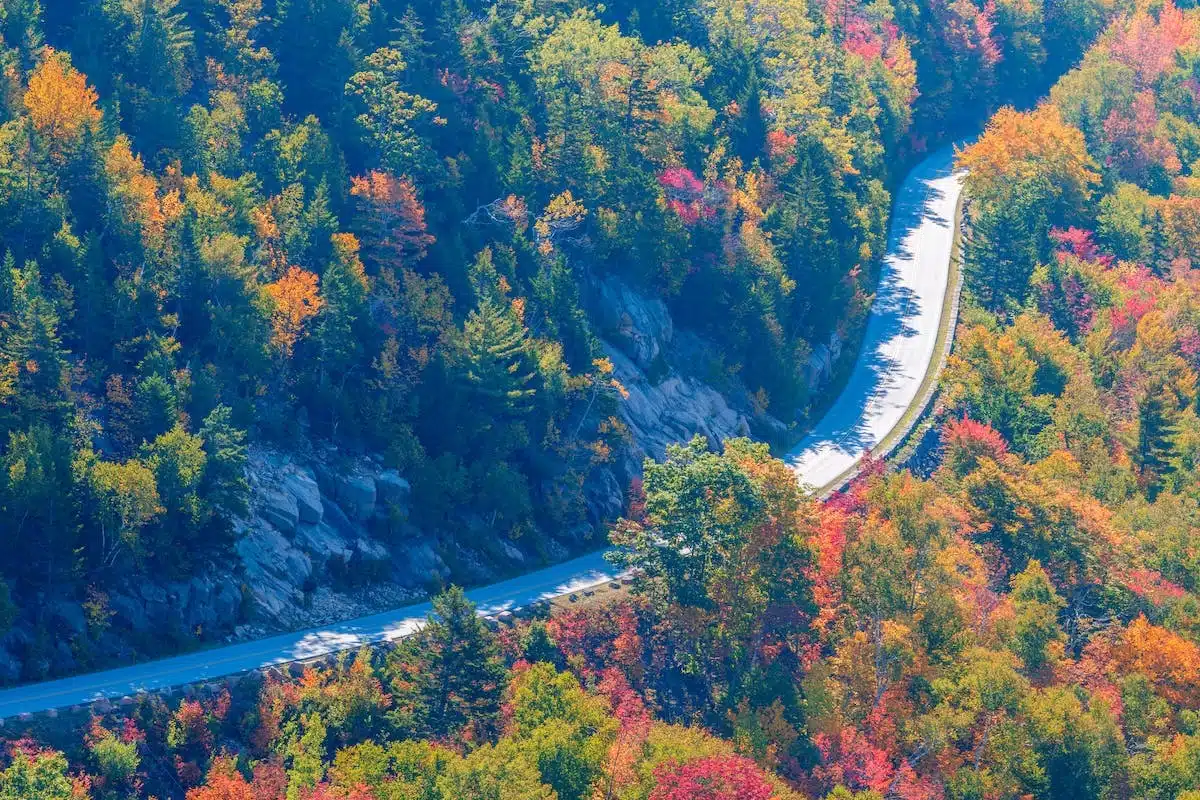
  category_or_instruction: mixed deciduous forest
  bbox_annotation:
[9,0,1200,797]
[0,0,1105,672]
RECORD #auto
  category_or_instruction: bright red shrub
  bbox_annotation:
[812,727,894,794]
[650,755,778,800]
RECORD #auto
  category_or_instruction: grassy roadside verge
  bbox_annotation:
[812,179,967,497]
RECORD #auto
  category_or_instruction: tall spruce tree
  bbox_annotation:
[459,296,537,421]
[422,586,505,737]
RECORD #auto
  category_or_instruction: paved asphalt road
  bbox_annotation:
[786,144,965,491]
[0,145,965,720]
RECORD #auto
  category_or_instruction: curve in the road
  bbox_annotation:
[0,145,966,720]
[786,145,965,492]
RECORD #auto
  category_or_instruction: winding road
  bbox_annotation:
[0,145,965,720]
[787,144,965,491]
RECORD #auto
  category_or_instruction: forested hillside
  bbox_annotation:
[8,0,1200,798]
[0,0,1100,678]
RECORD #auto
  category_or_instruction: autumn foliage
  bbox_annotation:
[349,171,434,271]
[958,105,1099,208]
[265,266,323,356]
[24,49,102,147]
[649,755,779,800]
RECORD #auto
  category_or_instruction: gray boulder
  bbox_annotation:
[605,343,749,463]
[594,276,673,369]
[806,329,844,392]
[582,466,624,526]
[140,584,170,628]
[283,470,323,524]
[237,525,313,591]
[337,473,377,520]
[376,470,411,509]
[492,538,525,566]
[295,522,351,569]
[258,485,300,533]
[398,540,448,588]
[107,592,148,632]
[214,579,241,624]
[166,581,191,611]
[322,498,355,534]
[183,577,213,630]
[51,602,87,637]
[355,537,390,563]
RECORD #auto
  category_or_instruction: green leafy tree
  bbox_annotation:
[311,232,371,439]
[0,259,70,430]
[133,373,179,443]
[509,663,617,800]
[87,721,142,793]
[962,183,1050,312]
[610,436,762,609]
[0,748,79,800]
[140,423,208,561]
[286,713,328,798]
[85,457,162,567]
[1023,687,1124,800]
[436,739,557,800]
[345,47,440,178]
[0,425,79,590]
[96,0,195,156]
[1008,560,1066,673]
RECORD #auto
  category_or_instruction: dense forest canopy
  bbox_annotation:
[14,0,1200,798]
[0,0,1110,670]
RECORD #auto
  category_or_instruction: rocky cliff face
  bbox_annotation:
[569,274,795,552]
[0,446,447,683]
[1,272,799,685]
[231,447,433,631]
[589,275,786,475]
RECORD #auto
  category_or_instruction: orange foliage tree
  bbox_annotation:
[957,105,1099,210]
[104,135,185,255]
[265,266,323,356]
[349,171,434,271]
[1115,616,1200,709]
[186,758,287,800]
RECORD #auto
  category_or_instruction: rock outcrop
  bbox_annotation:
[593,274,674,369]
[606,343,750,461]
[806,328,845,393]
[231,447,428,628]
[587,273,785,490]
[0,269,806,686]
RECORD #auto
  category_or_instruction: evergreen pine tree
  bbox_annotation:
[423,586,506,737]
[1134,384,1177,497]
[312,233,370,437]
[1,260,70,429]
[459,297,537,421]
[198,404,249,519]
[963,177,1053,313]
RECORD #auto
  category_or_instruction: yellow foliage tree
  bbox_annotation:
[105,136,184,251]
[534,190,586,255]
[24,48,102,151]
[957,105,1099,210]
